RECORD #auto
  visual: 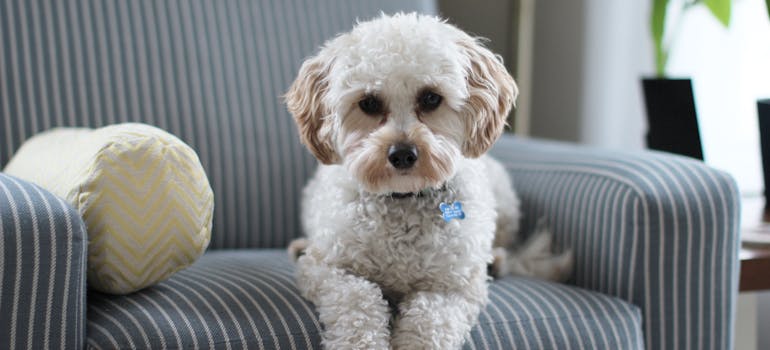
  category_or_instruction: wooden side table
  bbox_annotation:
[740,196,770,292]
[741,248,770,292]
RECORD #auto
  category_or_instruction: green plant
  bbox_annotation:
[651,0,732,77]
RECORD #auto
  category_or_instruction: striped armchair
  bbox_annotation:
[0,1,740,349]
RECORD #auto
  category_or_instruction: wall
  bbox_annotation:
[529,0,769,194]
[528,0,586,143]
[529,0,649,150]
[437,0,531,132]
[437,0,519,74]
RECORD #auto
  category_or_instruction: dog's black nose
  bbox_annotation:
[388,144,418,169]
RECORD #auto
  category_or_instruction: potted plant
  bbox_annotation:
[642,0,733,160]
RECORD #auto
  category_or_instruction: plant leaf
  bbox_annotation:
[703,0,731,27]
[652,0,669,76]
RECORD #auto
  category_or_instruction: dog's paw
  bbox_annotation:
[287,238,309,262]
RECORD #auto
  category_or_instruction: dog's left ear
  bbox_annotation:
[458,38,519,158]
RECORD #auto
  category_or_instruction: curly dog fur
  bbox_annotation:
[285,13,573,349]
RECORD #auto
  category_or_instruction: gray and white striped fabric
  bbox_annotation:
[0,0,436,249]
[0,173,88,349]
[490,135,741,350]
[86,249,643,350]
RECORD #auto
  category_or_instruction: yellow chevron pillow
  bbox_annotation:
[4,123,213,295]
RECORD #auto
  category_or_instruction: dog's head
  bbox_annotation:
[286,13,517,194]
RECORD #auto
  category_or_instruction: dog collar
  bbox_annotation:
[389,184,447,199]
[383,184,465,222]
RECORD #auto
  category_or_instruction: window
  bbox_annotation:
[667,0,770,195]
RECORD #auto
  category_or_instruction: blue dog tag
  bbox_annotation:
[440,201,465,222]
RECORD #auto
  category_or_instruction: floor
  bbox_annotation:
[735,291,770,350]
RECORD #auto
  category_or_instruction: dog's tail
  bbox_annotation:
[490,227,574,282]
[288,238,309,262]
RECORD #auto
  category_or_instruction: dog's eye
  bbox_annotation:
[358,95,384,115]
[418,90,443,112]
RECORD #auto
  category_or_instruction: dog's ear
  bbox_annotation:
[285,53,340,164]
[457,38,518,158]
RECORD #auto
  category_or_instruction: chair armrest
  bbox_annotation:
[0,173,88,349]
[490,135,741,350]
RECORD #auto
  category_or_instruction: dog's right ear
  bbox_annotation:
[285,54,340,164]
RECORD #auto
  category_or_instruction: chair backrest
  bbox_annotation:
[0,0,436,249]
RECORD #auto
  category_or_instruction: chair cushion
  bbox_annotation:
[87,250,644,349]
[4,123,213,295]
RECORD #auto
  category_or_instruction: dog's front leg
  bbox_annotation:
[296,249,391,350]
[390,282,488,350]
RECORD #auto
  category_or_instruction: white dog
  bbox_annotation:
[285,13,573,350]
